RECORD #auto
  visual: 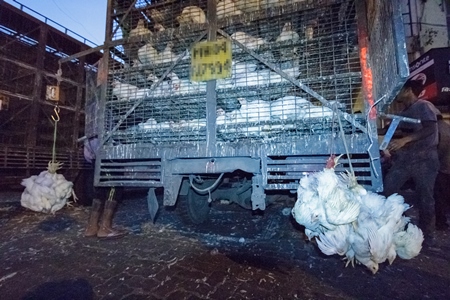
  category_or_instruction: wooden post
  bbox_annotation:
[72,55,86,159]
[26,24,47,148]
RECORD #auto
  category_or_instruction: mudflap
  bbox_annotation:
[147,188,159,223]
[251,174,266,210]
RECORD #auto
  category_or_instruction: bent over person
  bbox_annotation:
[383,80,440,246]
[83,137,127,239]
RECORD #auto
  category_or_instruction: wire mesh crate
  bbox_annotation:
[92,0,408,211]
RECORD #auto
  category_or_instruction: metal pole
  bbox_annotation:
[206,0,218,157]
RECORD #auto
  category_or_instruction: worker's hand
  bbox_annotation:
[387,137,408,152]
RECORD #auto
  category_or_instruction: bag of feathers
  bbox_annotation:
[291,155,424,274]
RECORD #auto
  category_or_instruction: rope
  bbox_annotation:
[51,105,60,164]
[329,102,354,176]
[329,103,338,156]
[337,111,354,177]
[50,64,63,164]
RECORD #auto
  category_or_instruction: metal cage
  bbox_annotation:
[91,0,408,209]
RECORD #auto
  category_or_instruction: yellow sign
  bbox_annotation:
[190,40,232,82]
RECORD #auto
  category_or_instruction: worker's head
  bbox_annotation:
[403,80,423,97]
[396,80,423,107]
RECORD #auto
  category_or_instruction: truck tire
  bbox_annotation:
[178,183,212,225]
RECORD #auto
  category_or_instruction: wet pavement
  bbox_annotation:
[0,188,449,300]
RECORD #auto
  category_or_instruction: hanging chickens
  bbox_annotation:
[21,162,78,214]
[20,105,77,214]
[292,155,424,274]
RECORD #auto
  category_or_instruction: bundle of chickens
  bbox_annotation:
[20,161,77,214]
[291,155,423,274]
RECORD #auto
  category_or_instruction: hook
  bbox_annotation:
[51,105,60,122]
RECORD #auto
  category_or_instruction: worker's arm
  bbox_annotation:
[387,121,437,151]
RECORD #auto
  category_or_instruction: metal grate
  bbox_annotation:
[98,158,162,187]
[264,153,374,190]
[364,0,409,108]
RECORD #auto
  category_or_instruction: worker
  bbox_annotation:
[435,114,450,230]
[83,137,127,239]
[383,80,440,247]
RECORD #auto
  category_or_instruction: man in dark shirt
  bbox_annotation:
[383,80,440,246]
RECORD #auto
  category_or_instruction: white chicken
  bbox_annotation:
[230,31,266,51]
[276,22,300,58]
[112,81,145,100]
[165,72,206,95]
[155,41,177,65]
[232,61,258,78]
[237,98,271,123]
[260,0,284,9]
[270,96,308,120]
[146,8,165,25]
[138,43,158,66]
[316,223,352,256]
[394,222,424,260]
[276,22,300,43]
[234,0,261,12]
[217,0,243,19]
[292,155,361,239]
[21,162,77,214]
[176,6,206,25]
[146,73,178,97]
[293,155,424,274]
[129,19,151,38]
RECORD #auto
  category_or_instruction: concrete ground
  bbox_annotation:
[0,188,449,300]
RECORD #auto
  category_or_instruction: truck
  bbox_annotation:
[80,0,409,223]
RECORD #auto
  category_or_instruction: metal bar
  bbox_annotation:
[112,0,138,38]
[206,0,218,156]
[0,89,83,113]
[58,44,104,64]
[0,54,84,87]
[379,113,421,124]
[0,26,39,51]
[379,118,400,151]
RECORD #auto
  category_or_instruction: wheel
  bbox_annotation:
[178,181,212,225]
